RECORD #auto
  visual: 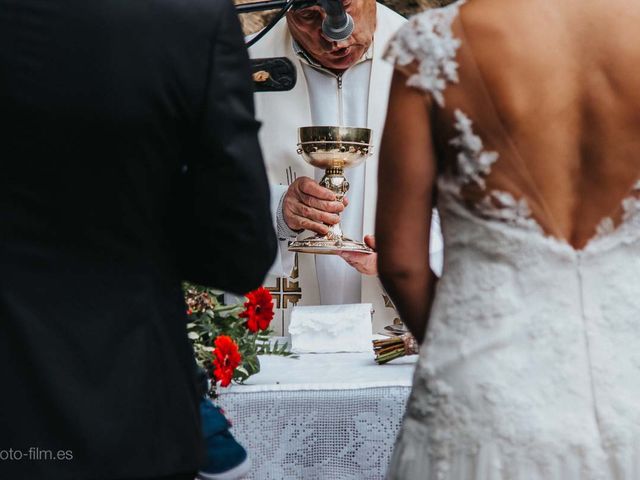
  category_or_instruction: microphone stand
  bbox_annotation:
[236,0,309,14]
[237,0,317,48]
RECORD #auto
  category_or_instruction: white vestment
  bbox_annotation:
[249,4,443,335]
[299,42,372,307]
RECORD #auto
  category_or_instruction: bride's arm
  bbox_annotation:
[376,71,438,344]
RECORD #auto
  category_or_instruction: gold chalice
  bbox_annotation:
[288,126,374,255]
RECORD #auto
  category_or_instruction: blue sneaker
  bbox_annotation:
[197,398,251,480]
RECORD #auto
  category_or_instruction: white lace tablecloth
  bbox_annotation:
[217,353,417,480]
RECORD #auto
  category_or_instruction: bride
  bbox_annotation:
[376,0,640,478]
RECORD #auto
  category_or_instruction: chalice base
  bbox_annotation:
[288,234,374,255]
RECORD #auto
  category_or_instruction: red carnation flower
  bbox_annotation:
[240,286,275,333]
[212,335,242,387]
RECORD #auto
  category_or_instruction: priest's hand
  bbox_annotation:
[282,177,346,234]
[339,235,377,276]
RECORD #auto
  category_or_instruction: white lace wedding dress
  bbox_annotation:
[383,2,640,479]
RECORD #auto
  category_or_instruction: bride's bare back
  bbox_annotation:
[446,0,640,247]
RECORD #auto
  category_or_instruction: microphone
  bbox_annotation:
[319,0,354,42]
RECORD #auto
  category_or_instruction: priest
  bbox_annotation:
[249,0,443,334]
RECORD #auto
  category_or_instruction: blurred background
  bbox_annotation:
[235,0,455,35]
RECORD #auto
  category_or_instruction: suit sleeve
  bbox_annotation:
[181,0,276,294]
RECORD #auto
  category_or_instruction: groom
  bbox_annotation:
[0,0,275,479]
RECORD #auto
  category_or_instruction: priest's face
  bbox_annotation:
[287,0,377,72]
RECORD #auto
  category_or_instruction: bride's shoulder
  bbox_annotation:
[384,1,467,105]
[386,0,466,56]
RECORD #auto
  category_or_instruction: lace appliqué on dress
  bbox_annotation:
[449,109,499,188]
[384,1,466,106]
[476,192,544,233]
[405,364,473,480]
[444,110,543,234]
[594,180,640,239]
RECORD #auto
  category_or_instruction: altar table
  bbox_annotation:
[217,352,418,480]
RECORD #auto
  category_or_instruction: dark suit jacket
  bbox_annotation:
[0,0,276,478]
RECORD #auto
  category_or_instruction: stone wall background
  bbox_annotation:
[236,0,455,35]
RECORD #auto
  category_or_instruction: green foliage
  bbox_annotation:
[257,338,297,357]
[183,283,293,391]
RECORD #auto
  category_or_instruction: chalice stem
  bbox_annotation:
[320,166,349,242]
[327,222,343,241]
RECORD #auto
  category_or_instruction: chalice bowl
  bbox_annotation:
[289,126,374,255]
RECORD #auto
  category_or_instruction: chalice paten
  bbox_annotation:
[289,126,374,255]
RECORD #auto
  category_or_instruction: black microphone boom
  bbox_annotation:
[235,0,314,14]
